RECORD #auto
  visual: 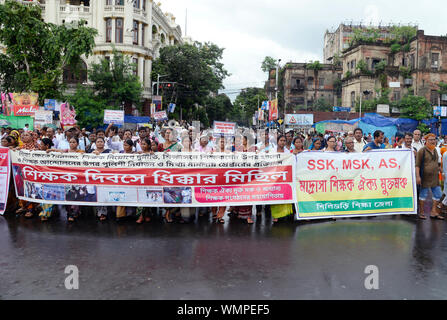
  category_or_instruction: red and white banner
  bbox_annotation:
[153,111,168,121]
[10,150,296,207]
[0,148,10,215]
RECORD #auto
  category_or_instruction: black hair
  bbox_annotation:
[95,136,105,143]
[293,136,303,144]
[124,139,134,147]
[404,132,413,138]
[41,138,54,148]
[374,130,384,139]
[354,128,363,134]
[96,129,105,135]
[69,137,79,144]
[277,134,286,143]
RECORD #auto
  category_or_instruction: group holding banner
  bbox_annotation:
[3,147,417,219]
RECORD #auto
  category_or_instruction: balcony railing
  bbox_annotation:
[60,5,90,14]
[104,5,124,13]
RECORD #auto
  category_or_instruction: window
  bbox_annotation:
[319,77,324,89]
[142,0,146,11]
[133,58,138,76]
[393,90,401,101]
[351,91,356,109]
[133,20,139,45]
[431,90,439,105]
[115,18,123,43]
[133,0,140,8]
[432,53,440,69]
[141,25,145,47]
[143,60,146,85]
[105,18,112,42]
[410,54,415,69]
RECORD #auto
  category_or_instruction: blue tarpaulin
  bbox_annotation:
[124,116,150,124]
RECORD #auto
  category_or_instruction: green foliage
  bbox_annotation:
[232,87,267,126]
[345,71,352,79]
[438,82,447,95]
[391,43,401,54]
[398,95,432,121]
[313,98,332,111]
[67,85,108,129]
[399,66,412,79]
[261,56,277,73]
[0,0,97,103]
[349,27,380,47]
[333,79,342,93]
[332,53,342,67]
[417,123,430,135]
[152,41,229,123]
[356,59,372,75]
[390,26,417,43]
[67,50,143,128]
[88,49,143,108]
[306,60,323,71]
[374,60,388,74]
[204,94,233,124]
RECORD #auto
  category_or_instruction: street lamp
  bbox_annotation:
[359,90,371,119]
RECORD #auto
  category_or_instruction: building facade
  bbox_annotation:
[341,30,447,110]
[323,23,416,64]
[6,0,184,115]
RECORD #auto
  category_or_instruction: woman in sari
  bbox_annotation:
[15,131,39,218]
[136,138,156,224]
[271,135,294,223]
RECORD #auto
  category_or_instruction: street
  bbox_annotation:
[1,208,447,300]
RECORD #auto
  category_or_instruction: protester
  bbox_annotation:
[412,130,424,152]
[363,130,385,151]
[416,133,444,220]
[324,136,337,152]
[271,135,293,223]
[353,128,366,152]
[344,137,356,153]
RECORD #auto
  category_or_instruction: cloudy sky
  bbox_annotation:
[160,0,444,100]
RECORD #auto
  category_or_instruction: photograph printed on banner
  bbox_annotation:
[12,165,24,197]
[25,182,43,200]
[163,187,192,204]
[137,188,163,204]
[65,185,97,202]
[97,187,138,203]
[43,185,65,201]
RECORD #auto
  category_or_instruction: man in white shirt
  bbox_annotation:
[353,128,366,153]
[23,124,29,132]
[412,129,424,152]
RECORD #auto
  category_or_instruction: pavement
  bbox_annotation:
[1,207,447,300]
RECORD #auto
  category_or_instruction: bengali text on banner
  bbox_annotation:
[0,148,10,215]
[295,150,417,219]
[10,151,296,208]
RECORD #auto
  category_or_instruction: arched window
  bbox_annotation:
[63,60,88,84]
[160,33,165,44]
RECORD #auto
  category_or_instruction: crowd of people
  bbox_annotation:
[2,121,447,224]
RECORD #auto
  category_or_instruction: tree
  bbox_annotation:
[152,41,229,123]
[0,1,97,102]
[204,94,233,124]
[232,88,267,126]
[261,56,277,73]
[67,50,143,129]
[88,49,143,108]
[399,95,432,121]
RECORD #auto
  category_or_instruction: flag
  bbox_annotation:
[261,101,268,110]
[168,103,176,113]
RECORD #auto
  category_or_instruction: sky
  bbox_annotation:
[159,0,445,100]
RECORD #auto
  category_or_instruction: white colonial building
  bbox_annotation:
[3,0,185,114]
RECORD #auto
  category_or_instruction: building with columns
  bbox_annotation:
[5,0,184,115]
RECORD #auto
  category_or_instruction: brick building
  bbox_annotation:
[341,30,447,109]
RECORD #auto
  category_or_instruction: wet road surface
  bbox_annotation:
[1,208,447,300]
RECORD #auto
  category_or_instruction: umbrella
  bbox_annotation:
[43,123,58,129]
[0,119,11,127]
